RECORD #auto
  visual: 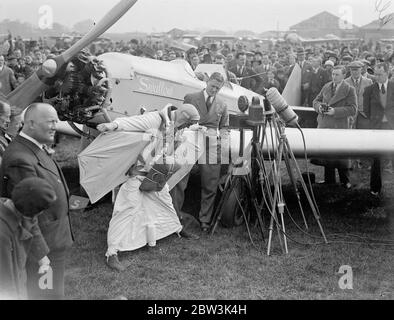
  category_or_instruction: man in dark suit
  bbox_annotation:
[0,103,73,299]
[229,52,262,93]
[170,73,229,232]
[305,57,328,128]
[364,63,394,196]
[296,48,313,106]
[313,66,357,188]
[0,99,11,163]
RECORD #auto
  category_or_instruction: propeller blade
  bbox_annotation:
[61,0,138,63]
[7,73,50,112]
[6,0,138,112]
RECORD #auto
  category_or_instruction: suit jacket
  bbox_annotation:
[313,81,357,169]
[313,81,357,129]
[363,81,394,129]
[184,91,229,133]
[0,200,49,299]
[306,67,328,107]
[344,76,373,113]
[0,66,17,96]
[298,60,313,85]
[228,65,262,93]
[0,135,73,252]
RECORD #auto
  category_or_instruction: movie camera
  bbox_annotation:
[210,88,327,255]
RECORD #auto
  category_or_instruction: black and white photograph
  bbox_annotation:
[0,0,393,305]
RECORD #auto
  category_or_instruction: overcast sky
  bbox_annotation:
[0,0,389,33]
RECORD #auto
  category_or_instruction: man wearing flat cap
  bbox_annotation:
[345,61,373,130]
[0,178,57,299]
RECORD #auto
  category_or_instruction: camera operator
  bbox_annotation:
[313,65,357,188]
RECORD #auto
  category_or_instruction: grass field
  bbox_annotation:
[54,135,394,300]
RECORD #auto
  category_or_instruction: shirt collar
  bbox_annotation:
[333,80,343,88]
[19,132,44,150]
[203,90,212,102]
[352,76,361,83]
[381,80,389,90]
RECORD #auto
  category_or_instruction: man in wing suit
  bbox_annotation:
[364,63,394,196]
[170,72,230,232]
[313,66,357,188]
[229,52,262,93]
[0,103,73,299]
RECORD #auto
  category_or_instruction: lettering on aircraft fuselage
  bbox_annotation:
[137,76,174,97]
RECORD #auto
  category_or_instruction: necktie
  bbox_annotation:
[331,83,337,96]
[381,84,386,94]
[206,96,213,112]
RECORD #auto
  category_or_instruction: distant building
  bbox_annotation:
[289,11,359,39]
[359,14,394,41]
[166,28,185,40]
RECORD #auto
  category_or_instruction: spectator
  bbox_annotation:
[275,68,288,93]
[364,63,394,196]
[229,52,262,93]
[297,48,313,106]
[6,107,23,141]
[323,60,335,82]
[188,52,200,71]
[306,57,328,109]
[214,53,238,84]
[345,60,373,129]
[264,70,281,91]
[7,55,22,74]
[15,73,26,87]
[0,100,11,162]
[0,103,74,299]
[168,51,177,61]
[0,55,17,96]
[313,66,357,188]
[0,177,56,300]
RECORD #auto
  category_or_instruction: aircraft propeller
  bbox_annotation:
[6,0,138,113]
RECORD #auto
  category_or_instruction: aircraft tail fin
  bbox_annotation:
[282,64,302,106]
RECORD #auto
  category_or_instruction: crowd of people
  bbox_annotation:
[1,33,394,98]
[1,33,394,299]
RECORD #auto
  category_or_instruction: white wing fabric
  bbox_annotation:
[78,131,151,203]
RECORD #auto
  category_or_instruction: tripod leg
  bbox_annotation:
[244,174,265,242]
[283,138,328,244]
[210,176,234,236]
[267,138,285,256]
[283,151,309,230]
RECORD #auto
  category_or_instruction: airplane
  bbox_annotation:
[3,0,394,228]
